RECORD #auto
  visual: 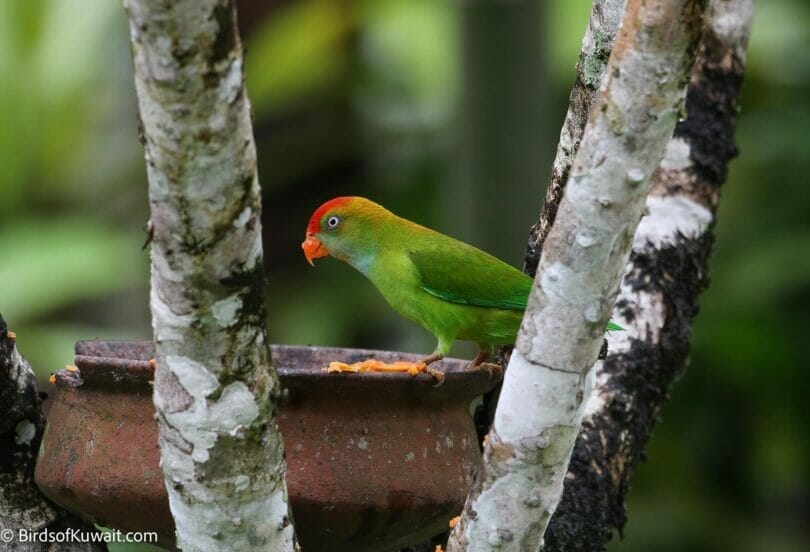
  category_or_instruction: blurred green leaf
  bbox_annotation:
[547,0,591,82]
[357,0,456,112]
[0,218,147,322]
[0,0,127,215]
[746,0,810,85]
[246,0,350,115]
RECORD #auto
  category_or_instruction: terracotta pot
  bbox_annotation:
[35,341,499,551]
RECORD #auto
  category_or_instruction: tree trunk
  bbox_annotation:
[447,0,708,550]
[122,1,297,550]
[475,0,628,463]
[543,1,755,549]
[0,315,106,552]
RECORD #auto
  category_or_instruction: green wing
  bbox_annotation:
[406,236,626,331]
[407,240,532,311]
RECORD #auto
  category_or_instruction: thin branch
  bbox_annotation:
[523,0,627,277]
[122,0,297,550]
[544,1,755,549]
[447,0,708,550]
[0,315,106,552]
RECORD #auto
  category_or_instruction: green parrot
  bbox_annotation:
[302,196,621,377]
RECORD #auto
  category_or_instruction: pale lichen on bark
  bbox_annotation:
[0,316,106,552]
[544,1,754,549]
[123,0,296,550]
[447,1,708,550]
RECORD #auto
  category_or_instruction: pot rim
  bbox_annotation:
[68,340,501,399]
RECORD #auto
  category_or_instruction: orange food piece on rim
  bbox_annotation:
[326,359,428,377]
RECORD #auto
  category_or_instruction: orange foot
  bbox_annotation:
[326,359,445,385]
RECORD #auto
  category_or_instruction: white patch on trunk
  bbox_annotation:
[234,475,250,492]
[212,296,241,328]
[495,350,586,442]
[245,230,263,269]
[14,419,36,445]
[233,207,252,229]
[221,57,244,104]
[611,284,667,352]
[151,250,185,283]
[659,137,692,170]
[583,361,609,418]
[161,355,259,463]
[150,285,195,342]
[634,195,713,252]
[710,0,755,48]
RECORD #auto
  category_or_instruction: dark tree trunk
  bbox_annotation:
[0,314,106,552]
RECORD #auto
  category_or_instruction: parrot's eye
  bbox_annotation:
[325,215,341,230]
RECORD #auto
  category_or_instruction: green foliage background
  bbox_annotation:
[0,0,807,550]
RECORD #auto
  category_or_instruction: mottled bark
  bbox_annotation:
[0,315,106,552]
[447,0,708,550]
[544,1,754,549]
[523,0,627,278]
[123,0,297,550]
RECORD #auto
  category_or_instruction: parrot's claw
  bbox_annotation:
[425,365,445,387]
[467,361,503,379]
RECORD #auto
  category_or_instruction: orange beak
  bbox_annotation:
[302,233,329,266]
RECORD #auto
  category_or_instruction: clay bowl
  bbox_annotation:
[35,341,499,551]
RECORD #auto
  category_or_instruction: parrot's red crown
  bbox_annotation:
[306,196,353,235]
